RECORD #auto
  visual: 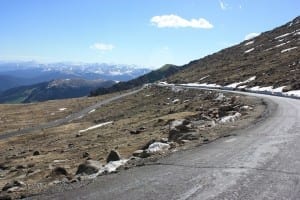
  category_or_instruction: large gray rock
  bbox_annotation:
[168,119,195,141]
[75,160,102,175]
[2,180,25,192]
[106,150,121,163]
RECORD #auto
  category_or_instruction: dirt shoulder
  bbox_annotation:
[0,86,266,199]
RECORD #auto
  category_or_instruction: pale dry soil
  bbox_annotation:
[0,86,265,199]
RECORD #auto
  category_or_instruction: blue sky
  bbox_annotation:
[0,0,299,69]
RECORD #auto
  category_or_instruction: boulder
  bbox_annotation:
[2,180,25,192]
[33,151,40,156]
[51,167,68,177]
[106,150,121,163]
[75,160,102,175]
[168,119,195,141]
[132,150,150,158]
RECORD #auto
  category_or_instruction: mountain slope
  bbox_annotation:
[168,16,300,91]
[0,79,116,103]
[90,64,180,96]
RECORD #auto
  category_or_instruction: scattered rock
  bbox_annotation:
[0,163,9,170]
[160,138,168,143]
[168,119,195,141]
[75,133,82,137]
[51,167,68,177]
[82,152,90,158]
[76,160,102,175]
[141,139,156,150]
[106,150,121,163]
[132,150,150,158]
[129,127,146,135]
[2,180,25,192]
[33,151,40,156]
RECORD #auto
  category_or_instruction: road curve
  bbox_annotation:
[0,88,143,140]
[36,90,300,200]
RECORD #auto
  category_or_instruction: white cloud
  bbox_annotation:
[90,43,115,51]
[244,33,261,40]
[150,14,213,29]
[219,0,228,10]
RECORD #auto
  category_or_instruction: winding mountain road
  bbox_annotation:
[36,88,300,200]
[0,88,143,140]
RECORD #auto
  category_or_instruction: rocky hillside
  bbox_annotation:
[168,16,300,92]
[0,79,115,103]
[90,64,180,96]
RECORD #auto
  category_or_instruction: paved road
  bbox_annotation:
[0,88,143,140]
[37,90,300,200]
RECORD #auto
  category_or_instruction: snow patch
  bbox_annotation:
[79,121,113,133]
[88,109,96,114]
[147,142,170,153]
[220,112,241,123]
[245,40,254,46]
[281,47,298,53]
[180,83,222,88]
[226,76,256,88]
[244,48,255,53]
[275,32,292,39]
[199,75,210,81]
[172,99,180,103]
[59,108,67,111]
[285,90,300,97]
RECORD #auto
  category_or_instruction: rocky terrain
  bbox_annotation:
[168,16,300,92]
[0,85,265,199]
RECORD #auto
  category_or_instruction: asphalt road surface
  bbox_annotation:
[0,88,143,140]
[33,88,300,200]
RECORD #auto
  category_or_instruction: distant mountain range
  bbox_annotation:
[0,79,116,103]
[0,62,150,91]
[90,64,181,96]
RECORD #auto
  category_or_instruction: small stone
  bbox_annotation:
[106,150,121,163]
[82,152,90,158]
[51,167,68,176]
[33,151,40,156]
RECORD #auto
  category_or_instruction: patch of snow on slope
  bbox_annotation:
[285,90,300,97]
[199,75,210,81]
[275,41,289,48]
[220,112,241,123]
[281,47,298,53]
[244,48,255,53]
[88,109,96,114]
[180,83,222,88]
[226,76,256,88]
[245,40,254,46]
[248,86,286,93]
[79,121,113,133]
[86,159,128,179]
[147,142,170,153]
[59,108,67,111]
[275,32,292,39]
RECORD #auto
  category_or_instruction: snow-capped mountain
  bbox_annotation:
[0,62,150,91]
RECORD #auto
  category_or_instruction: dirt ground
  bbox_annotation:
[0,86,265,199]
